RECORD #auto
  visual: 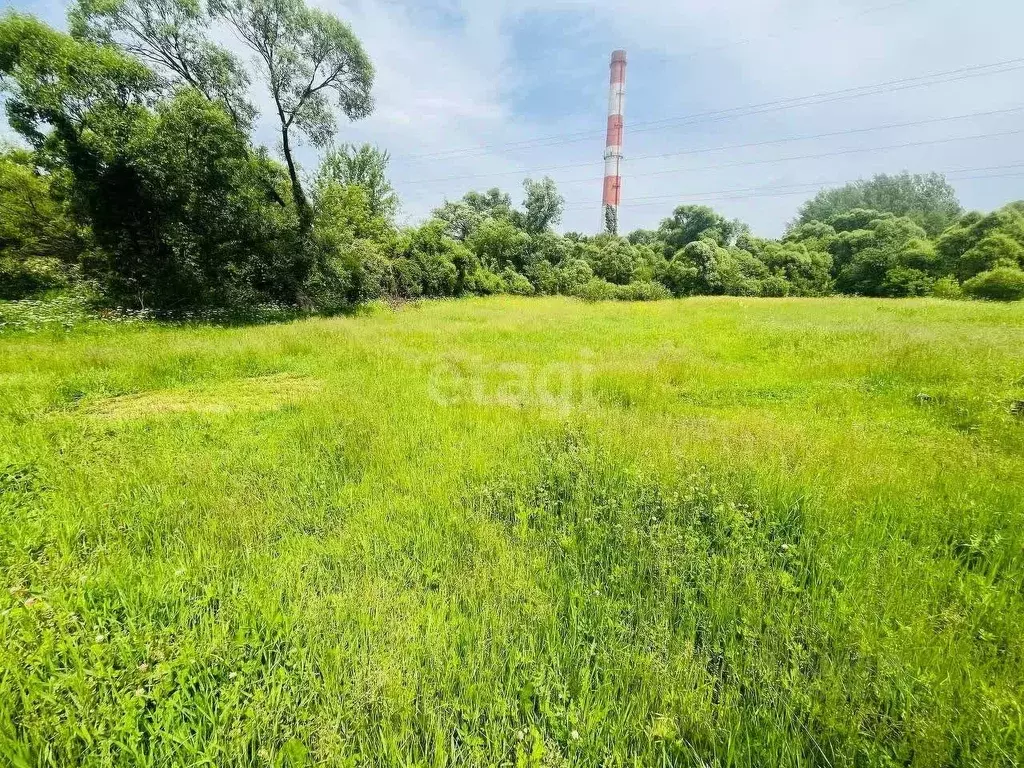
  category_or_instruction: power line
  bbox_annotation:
[395,56,1024,163]
[557,164,1024,211]
[628,107,1024,165]
[399,0,926,161]
[397,125,1024,191]
[647,0,921,65]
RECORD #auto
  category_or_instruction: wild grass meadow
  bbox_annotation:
[1,296,1023,766]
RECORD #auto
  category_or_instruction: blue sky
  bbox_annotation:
[4,0,1024,236]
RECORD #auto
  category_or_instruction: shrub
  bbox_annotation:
[957,234,1024,280]
[962,267,1024,302]
[351,242,395,301]
[616,281,671,301]
[575,277,618,302]
[656,259,700,297]
[760,274,791,297]
[524,259,559,295]
[0,255,72,299]
[881,266,934,298]
[500,268,535,296]
[391,257,424,298]
[85,91,303,309]
[556,259,594,295]
[931,276,963,300]
[464,268,506,296]
[588,237,638,285]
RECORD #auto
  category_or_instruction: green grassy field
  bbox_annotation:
[1,296,1023,767]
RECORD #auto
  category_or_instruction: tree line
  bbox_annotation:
[2,2,1023,310]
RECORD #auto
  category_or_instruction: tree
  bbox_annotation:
[935,202,1024,279]
[85,90,302,308]
[317,143,398,221]
[1,16,305,308]
[627,229,658,246]
[466,217,531,273]
[69,0,254,127]
[832,216,931,296]
[746,239,833,296]
[0,12,156,151]
[0,148,83,297]
[587,236,637,285]
[604,204,617,236]
[213,0,374,227]
[794,172,962,237]
[522,176,563,234]
[432,188,513,241]
[962,266,1024,301]
[656,205,746,254]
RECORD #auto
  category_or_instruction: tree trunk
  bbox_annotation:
[281,126,312,231]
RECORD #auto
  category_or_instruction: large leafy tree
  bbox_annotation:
[794,172,962,237]
[1,15,302,309]
[317,143,398,221]
[656,204,747,255]
[521,176,563,234]
[212,0,374,227]
[69,0,254,127]
[432,188,514,241]
[0,12,156,151]
[936,201,1024,279]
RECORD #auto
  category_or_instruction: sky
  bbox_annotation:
[4,0,1024,236]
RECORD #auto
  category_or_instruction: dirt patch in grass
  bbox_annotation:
[87,373,322,419]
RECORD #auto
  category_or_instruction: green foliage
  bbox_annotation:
[673,240,763,296]
[212,0,375,223]
[962,266,1024,301]
[881,266,934,297]
[392,220,465,297]
[2,11,1023,312]
[500,267,534,296]
[958,234,1024,280]
[0,149,83,298]
[759,274,791,297]
[0,12,157,149]
[82,90,303,308]
[657,204,746,253]
[936,202,1024,280]
[556,258,594,296]
[575,276,618,302]
[464,267,506,296]
[794,172,962,236]
[466,217,531,274]
[931,275,963,300]
[744,238,833,296]
[614,280,671,301]
[305,239,395,311]
[69,0,256,127]
[603,203,617,236]
[318,143,398,222]
[586,236,637,285]
[0,16,307,310]
[521,176,563,234]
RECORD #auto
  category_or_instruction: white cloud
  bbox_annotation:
[7,0,1024,235]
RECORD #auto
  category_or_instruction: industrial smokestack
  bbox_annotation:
[602,49,627,234]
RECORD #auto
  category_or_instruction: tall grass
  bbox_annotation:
[1,296,1022,766]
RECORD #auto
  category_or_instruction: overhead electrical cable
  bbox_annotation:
[556,164,1024,211]
[395,57,1024,163]
[396,122,1024,190]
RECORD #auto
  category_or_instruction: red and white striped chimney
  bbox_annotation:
[602,49,627,233]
